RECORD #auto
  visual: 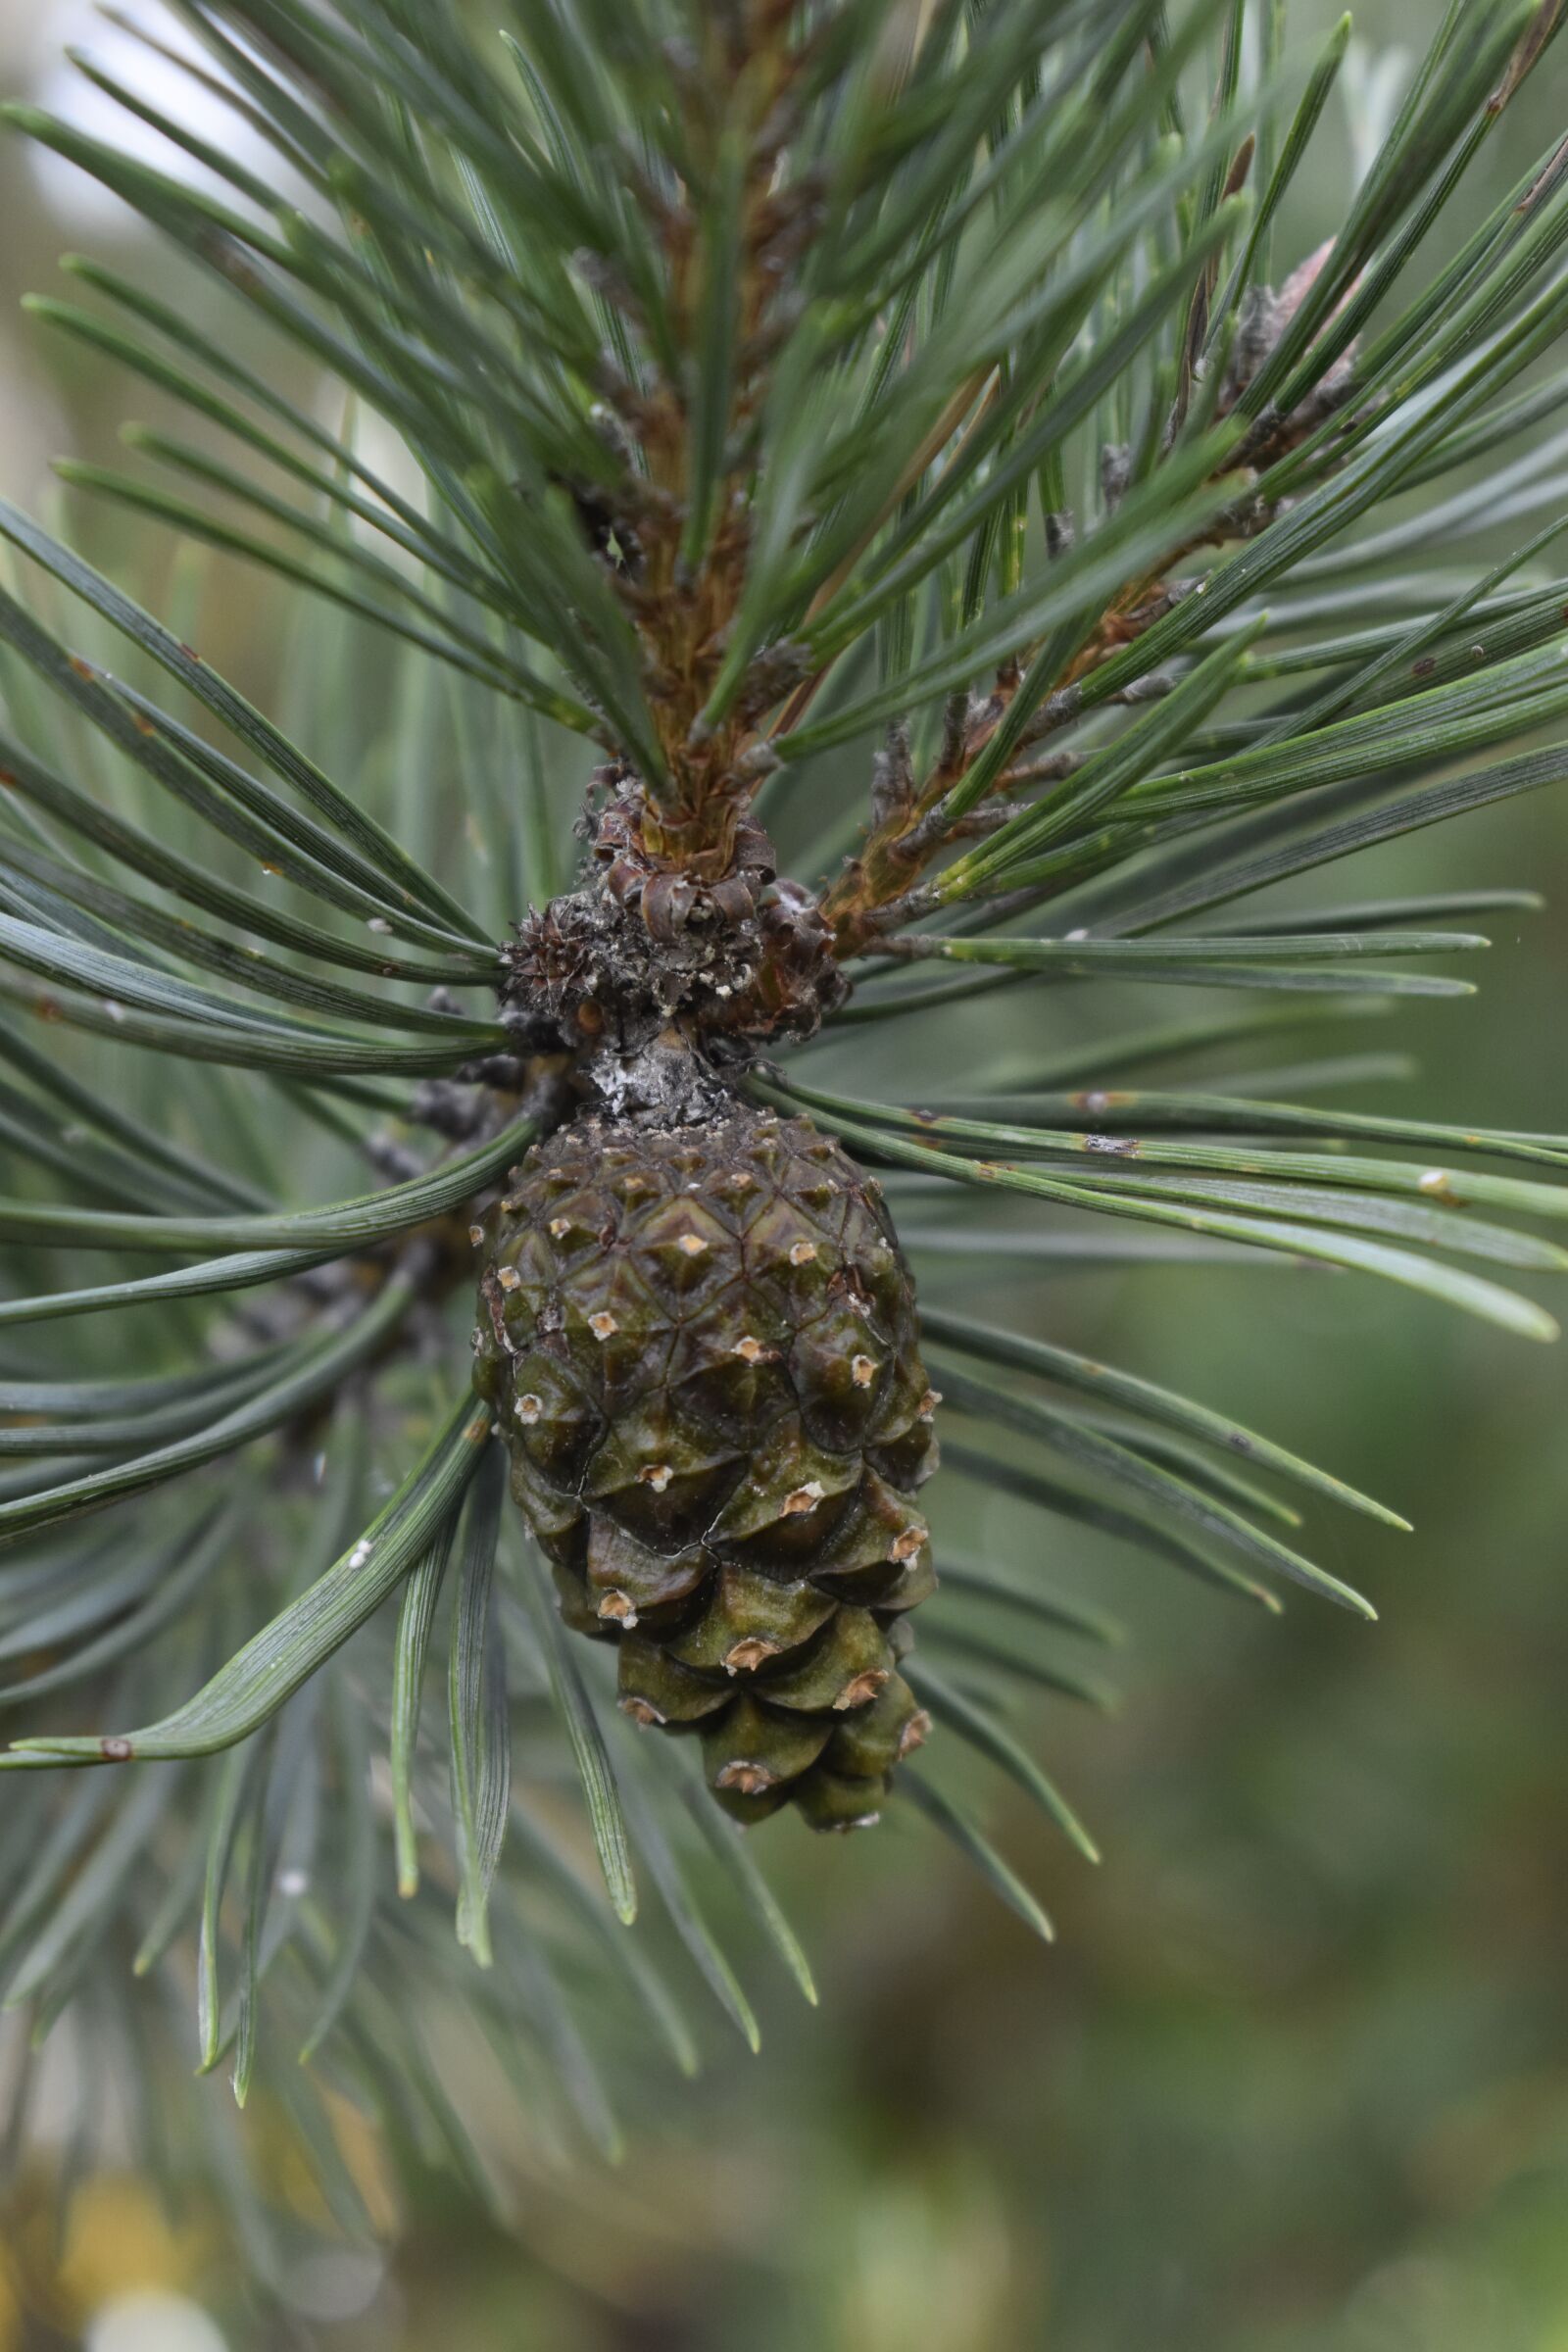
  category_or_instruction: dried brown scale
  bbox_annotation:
[472,1108,939,1829]
[502,789,847,1071]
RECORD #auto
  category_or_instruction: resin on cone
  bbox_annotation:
[473,1105,938,1828]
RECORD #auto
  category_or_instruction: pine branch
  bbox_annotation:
[0,0,1564,2247]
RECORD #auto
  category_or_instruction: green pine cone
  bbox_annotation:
[472,1104,939,1829]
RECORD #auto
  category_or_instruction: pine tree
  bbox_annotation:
[1,0,1566,2257]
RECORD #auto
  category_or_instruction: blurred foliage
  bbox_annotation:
[0,0,1565,2346]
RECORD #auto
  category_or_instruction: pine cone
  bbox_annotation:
[472,1105,939,1828]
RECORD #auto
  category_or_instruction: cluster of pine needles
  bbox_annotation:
[0,0,1564,2263]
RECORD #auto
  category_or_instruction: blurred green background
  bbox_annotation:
[2,3,1566,2347]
